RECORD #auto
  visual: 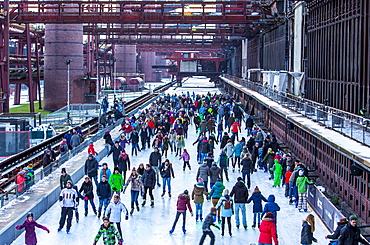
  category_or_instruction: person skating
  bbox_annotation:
[100,163,112,181]
[123,167,143,215]
[209,162,221,190]
[216,189,234,236]
[93,217,123,245]
[217,149,229,182]
[159,159,175,197]
[192,178,209,221]
[84,154,99,187]
[325,217,348,243]
[208,178,225,223]
[258,212,278,245]
[79,176,97,216]
[97,175,111,218]
[179,149,191,171]
[108,141,122,169]
[169,190,194,234]
[199,207,220,245]
[108,167,124,197]
[104,130,114,146]
[231,141,243,172]
[118,150,130,184]
[284,166,292,197]
[15,212,49,245]
[270,158,283,187]
[196,162,210,192]
[246,186,268,228]
[60,168,72,189]
[149,147,162,187]
[296,170,314,212]
[130,128,141,156]
[58,180,77,233]
[241,153,253,189]
[230,177,249,229]
[301,214,317,245]
[262,194,280,225]
[338,215,370,245]
[104,194,129,238]
[142,164,156,207]
[176,134,185,157]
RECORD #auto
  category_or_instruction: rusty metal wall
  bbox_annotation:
[262,24,287,71]
[306,0,370,114]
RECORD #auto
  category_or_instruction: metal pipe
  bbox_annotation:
[66,59,72,113]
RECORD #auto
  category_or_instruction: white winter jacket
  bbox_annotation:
[216,195,234,218]
[169,132,177,143]
[225,142,234,157]
[104,201,128,223]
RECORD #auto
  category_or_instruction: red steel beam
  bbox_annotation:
[8,1,262,24]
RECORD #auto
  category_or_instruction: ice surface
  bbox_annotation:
[11,78,330,245]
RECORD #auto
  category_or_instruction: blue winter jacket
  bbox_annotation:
[246,191,268,213]
[208,181,225,199]
[261,194,280,219]
[232,144,243,157]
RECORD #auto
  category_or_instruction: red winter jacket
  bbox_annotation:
[231,122,240,133]
[147,120,155,129]
[258,218,278,245]
[88,144,98,155]
[176,194,193,213]
[285,170,292,184]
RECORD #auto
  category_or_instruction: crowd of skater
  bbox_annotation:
[14,91,370,245]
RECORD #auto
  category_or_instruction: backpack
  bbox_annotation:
[223,200,231,209]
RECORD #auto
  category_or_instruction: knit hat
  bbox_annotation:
[88,154,93,157]
[61,168,66,173]
[299,170,305,176]
[237,177,243,182]
[102,163,108,167]
[254,186,259,191]
[216,177,222,182]
[198,177,204,184]
[106,130,110,133]
[223,189,229,195]
[184,190,189,195]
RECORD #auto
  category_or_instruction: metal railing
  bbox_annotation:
[222,74,370,147]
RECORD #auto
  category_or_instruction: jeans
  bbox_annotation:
[220,166,229,181]
[199,231,215,245]
[242,172,251,188]
[235,203,247,226]
[131,143,139,155]
[203,180,208,192]
[152,166,160,184]
[253,212,262,224]
[143,186,154,201]
[217,130,223,142]
[195,203,203,216]
[162,177,171,192]
[233,156,241,169]
[84,198,96,213]
[172,211,187,228]
[131,190,139,209]
[98,198,109,213]
[232,131,239,141]
[200,153,208,163]
[247,127,252,136]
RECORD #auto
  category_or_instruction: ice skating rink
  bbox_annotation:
[11,78,330,245]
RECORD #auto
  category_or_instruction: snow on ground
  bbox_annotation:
[11,78,330,245]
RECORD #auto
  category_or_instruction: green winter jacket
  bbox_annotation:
[270,163,283,175]
[108,173,124,192]
[94,223,122,244]
[295,176,313,193]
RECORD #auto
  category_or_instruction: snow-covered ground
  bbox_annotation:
[11,78,330,245]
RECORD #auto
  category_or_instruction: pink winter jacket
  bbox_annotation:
[176,194,193,213]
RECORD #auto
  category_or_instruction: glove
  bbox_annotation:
[42,227,50,233]
[190,212,194,217]
[312,238,318,243]
[125,215,129,220]
[84,197,89,201]
[15,225,21,230]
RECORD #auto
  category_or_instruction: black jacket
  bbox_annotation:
[131,131,139,143]
[118,155,130,172]
[149,152,162,167]
[246,117,254,128]
[108,145,122,160]
[103,132,114,146]
[338,223,369,245]
[200,141,211,154]
[159,162,175,178]
[79,181,94,199]
[97,180,111,199]
[241,158,253,174]
[301,221,315,244]
[230,181,249,203]
[142,168,156,187]
[327,223,347,240]
[85,158,98,177]
[220,135,230,149]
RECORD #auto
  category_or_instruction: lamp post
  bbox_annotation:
[95,56,101,102]
[113,58,117,101]
[66,59,72,116]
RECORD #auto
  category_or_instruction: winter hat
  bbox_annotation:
[61,168,66,173]
[223,189,229,195]
[106,130,110,133]
[27,164,33,169]
[19,170,26,175]
[254,186,259,191]
[198,177,204,184]
[237,177,243,182]
[299,170,305,176]
[132,167,136,171]
[102,163,108,167]
[349,215,358,221]
[212,162,217,166]
[88,154,93,157]
[114,167,120,172]
[287,166,291,171]
[184,190,189,195]
[264,212,274,219]
[26,212,34,218]
[66,180,73,185]
[216,178,222,182]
